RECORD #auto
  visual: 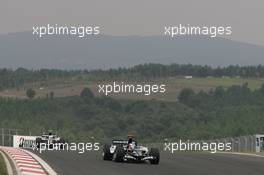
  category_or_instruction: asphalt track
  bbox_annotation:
[31,150,264,175]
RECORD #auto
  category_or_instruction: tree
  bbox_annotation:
[50,91,54,99]
[26,88,36,99]
[178,88,194,104]
[260,84,264,96]
[214,86,225,98]
[80,88,94,98]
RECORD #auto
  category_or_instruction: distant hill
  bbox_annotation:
[0,32,263,69]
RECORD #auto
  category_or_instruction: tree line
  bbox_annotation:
[1,64,264,89]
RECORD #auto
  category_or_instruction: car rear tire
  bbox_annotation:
[114,146,125,162]
[149,148,160,164]
[103,144,112,160]
[59,139,65,149]
[35,138,42,149]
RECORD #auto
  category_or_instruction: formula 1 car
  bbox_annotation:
[102,139,160,164]
[35,132,65,149]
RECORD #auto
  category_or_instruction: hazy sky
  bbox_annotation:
[2,0,264,46]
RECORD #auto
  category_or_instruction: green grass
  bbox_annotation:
[0,76,263,102]
[0,153,8,175]
[164,77,263,90]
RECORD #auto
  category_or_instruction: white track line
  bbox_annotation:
[216,151,264,158]
[0,150,14,175]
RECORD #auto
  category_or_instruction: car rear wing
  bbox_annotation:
[112,140,128,145]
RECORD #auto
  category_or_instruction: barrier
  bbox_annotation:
[13,135,38,149]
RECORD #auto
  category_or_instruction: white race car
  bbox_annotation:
[35,133,65,149]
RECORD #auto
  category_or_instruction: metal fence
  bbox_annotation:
[0,128,19,147]
[199,135,257,153]
[208,135,256,153]
[0,128,259,153]
[0,128,62,147]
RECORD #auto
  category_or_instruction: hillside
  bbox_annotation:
[0,32,264,69]
[1,64,264,101]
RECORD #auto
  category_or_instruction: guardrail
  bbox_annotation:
[0,128,259,153]
[143,135,258,153]
[204,135,256,153]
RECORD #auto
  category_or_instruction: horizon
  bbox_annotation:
[1,63,264,71]
[1,30,264,49]
[3,0,264,46]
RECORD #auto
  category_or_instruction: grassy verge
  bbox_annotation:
[0,76,263,101]
[0,152,8,175]
[163,77,263,90]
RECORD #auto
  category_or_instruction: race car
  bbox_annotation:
[102,138,160,164]
[35,132,65,149]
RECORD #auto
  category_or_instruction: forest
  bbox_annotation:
[0,83,264,142]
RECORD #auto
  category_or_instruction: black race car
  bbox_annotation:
[103,139,160,164]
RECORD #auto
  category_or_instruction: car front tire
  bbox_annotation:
[103,144,112,160]
[149,148,160,164]
[114,146,125,162]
